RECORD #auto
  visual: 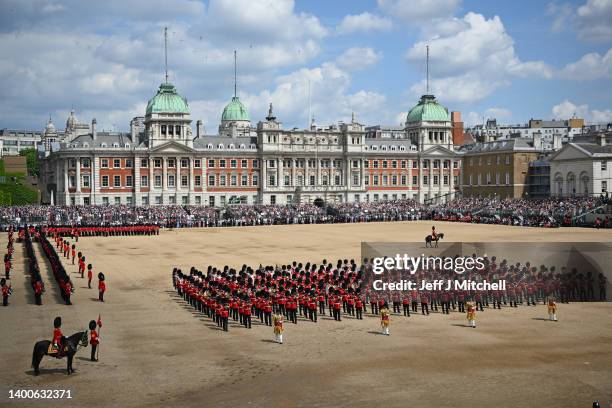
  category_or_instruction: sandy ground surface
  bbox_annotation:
[1,221,612,408]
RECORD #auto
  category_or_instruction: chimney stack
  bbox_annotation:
[92,118,97,141]
[553,134,562,150]
[130,118,138,140]
[598,133,606,147]
[532,132,542,150]
[196,120,203,138]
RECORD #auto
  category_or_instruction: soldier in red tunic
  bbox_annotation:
[87,263,93,288]
[64,279,73,305]
[34,278,43,306]
[52,316,63,355]
[402,294,411,316]
[420,292,430,315]
[4,254,11,280]
[355,295,364,319]
[98,273,106,302]
[71,245,76,265]
[1,278,11,306]
[89,320,99,361]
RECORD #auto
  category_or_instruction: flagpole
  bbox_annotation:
[96,314,101,360]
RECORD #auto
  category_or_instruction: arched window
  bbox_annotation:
[207,143,213,149]
[218,144,224,149]
[579,171,590,196]
[566,172,576,196]
[554,173,563,196]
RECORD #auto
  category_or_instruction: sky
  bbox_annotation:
[0,0,611,132]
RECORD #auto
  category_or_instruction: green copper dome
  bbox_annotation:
[146,83,189,115]
[221,96,250,122]
[406,94,450,123]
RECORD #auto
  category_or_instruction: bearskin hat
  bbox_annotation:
[0,278,5,286]
[89,320,97,330]
[54,316,62,328]
[98,272,105,281]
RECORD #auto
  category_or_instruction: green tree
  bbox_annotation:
[19,148,39,176]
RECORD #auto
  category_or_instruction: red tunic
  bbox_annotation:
[90,330,99,345]
[53,328,63,344]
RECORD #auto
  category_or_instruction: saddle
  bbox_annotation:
[47,344,69,356]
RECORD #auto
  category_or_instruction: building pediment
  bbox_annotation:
[148,140,196,154]
[549,143,591,161]
[421,145,457,156]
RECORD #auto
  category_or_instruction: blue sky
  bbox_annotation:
[0,0,610,132]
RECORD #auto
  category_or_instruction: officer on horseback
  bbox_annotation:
[52,316,63,356]
[431,226,438,240]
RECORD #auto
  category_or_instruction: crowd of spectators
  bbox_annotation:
[0,195,610,229]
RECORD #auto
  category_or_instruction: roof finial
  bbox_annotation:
[426,44,430,94]
[266,102,276,121]
[233,50,237,98]
[164,27,169,84]
[351,111,355,123]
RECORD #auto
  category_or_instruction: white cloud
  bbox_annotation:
[546,2,573,33]
[576,0,612,42]
[336,47,382,71]
[507,61,554,79]
[336,12,393,35]
[406,12,552,103]
[239,62,387,128]
[377,0,460,22]
[205,0,327,44]
[410,75,508,104]
[559,48,612,79]
[0,0,332,130]
[485,107,513,121]
[41,2,65,13]
[463,109,512,126]
[465,112,482,127]
[394,111,408,126]
[552,99,612,124]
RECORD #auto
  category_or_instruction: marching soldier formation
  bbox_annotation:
[170,253,593,339]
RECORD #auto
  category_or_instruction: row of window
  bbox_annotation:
[267,174,351,187]
[467,173,512,186]
[160,124,182,136]
[101,174,205,189]
[97,158,260,169]
[366,174,457,187]
[468,155,512,166]
[70,157,464,171]
[366,160,459,169]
